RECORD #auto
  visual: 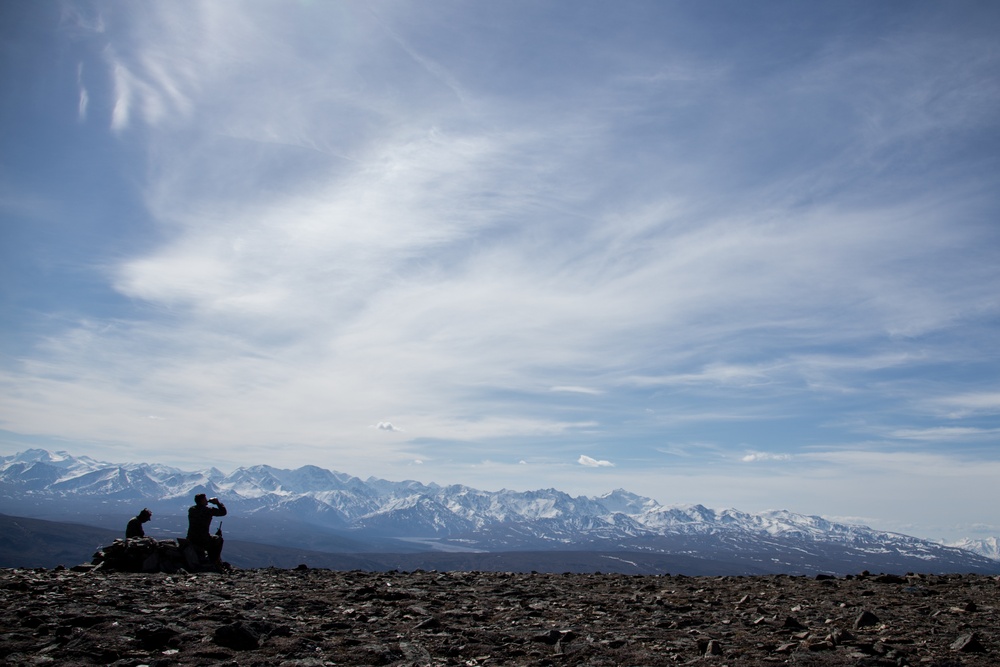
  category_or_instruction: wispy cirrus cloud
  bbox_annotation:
[889,427,1000,442]
[550,386,604,396]
[924,392,1000,419]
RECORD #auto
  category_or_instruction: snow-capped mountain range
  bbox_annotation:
[2,449,998,574]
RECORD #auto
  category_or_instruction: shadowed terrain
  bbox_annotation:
[4,514,998,577]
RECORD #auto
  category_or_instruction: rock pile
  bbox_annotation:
[86,538,226,574]
[1,567,997,665]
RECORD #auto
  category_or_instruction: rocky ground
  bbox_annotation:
[1,567,997,666]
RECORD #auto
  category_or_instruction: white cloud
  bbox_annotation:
[741,451,792,463]
[374,422,403,433]
[578,455,614,468]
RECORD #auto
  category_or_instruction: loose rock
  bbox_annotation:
[0,568,997,665]
[854,609,880,629]
[952,632,986,653]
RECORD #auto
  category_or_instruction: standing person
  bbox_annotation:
[187,493,227,565]
[126,508,152,539]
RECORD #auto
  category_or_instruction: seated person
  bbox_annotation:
[126,508,152,539]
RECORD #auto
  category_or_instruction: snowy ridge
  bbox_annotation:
[945,537,1000,561]
[0,449,995,570]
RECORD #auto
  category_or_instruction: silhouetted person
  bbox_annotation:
[126,508,152,539]
[187,493,226,565]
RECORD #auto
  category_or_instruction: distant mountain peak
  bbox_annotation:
[945,537,1000,561]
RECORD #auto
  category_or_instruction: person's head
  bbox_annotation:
[138,508,152,523]
[194,493,208,506]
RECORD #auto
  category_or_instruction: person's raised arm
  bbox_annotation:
[210,497,227,516]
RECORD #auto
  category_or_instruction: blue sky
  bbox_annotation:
[2,1,999,541]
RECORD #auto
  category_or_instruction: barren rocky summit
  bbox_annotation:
[2,567,998,666]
